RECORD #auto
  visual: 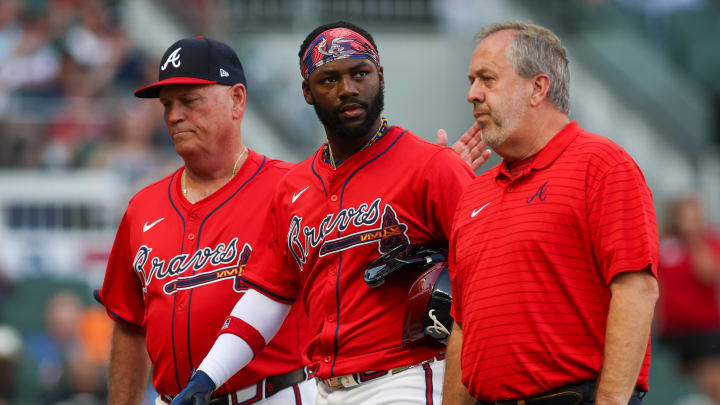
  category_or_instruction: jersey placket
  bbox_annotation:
[317,170,345,377]
[172,206,203,382]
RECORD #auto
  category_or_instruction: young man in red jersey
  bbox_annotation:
[171,21,481,405]
[444,22,660,405]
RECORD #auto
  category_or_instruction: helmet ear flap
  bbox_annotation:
[402,263,453,348]
[363,244,453,347]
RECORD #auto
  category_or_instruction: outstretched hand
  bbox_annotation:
[437,124,491,171]
[171,370,216,405]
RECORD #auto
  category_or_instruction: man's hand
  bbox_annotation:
[171,370,216,405]
[437,124,491,171]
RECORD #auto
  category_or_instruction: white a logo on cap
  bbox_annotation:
[161,47,182,71]
[220,68,229,77]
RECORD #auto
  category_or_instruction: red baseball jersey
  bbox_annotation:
[97,150,308,397]
[239,124,474,379]
[449,121,658,401]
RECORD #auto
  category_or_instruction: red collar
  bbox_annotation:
[495,121,581,180]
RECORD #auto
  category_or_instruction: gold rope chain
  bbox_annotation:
[182,146,248,197]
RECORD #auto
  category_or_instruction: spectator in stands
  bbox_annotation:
[26,290,110,404]
[657,194,720,405]
[0,10,59,97]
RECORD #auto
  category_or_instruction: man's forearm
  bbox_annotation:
[109,323,152,405]
[442,322,475,405]
[596,268,658,405]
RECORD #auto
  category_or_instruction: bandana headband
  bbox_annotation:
[300,28,380,79]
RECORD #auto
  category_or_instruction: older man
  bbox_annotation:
[96,36,317,405]
[443,22,659,405]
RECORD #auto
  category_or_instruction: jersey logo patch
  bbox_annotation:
[133,237,251,295]
[143,217,165,232]
[526,181,548,203]
[470,202,491,218]
[287,198,410,270]
[161,47,182,70]
[292,186,310,204]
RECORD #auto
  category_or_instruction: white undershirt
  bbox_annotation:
[197,289,290,387]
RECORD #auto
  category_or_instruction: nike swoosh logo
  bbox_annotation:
[471,202,492,218]
[143,218,165,232]
[292,186,310,204]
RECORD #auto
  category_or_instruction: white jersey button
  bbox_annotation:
[330,195,338,202]
[188,233,195,240]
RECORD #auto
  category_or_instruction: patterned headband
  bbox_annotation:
[300,27,380,79]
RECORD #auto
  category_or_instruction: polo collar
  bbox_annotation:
[495,120,581,180]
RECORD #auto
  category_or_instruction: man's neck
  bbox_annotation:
[181,145,247,203]
[497,111,570,162]
[325,118,383,163]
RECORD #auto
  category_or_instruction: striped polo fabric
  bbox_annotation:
[449,121,658,401]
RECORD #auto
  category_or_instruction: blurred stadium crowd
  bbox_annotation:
[0,0,176,182]
[0,0,719,404]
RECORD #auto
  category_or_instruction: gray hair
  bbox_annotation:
[476,22,570,115]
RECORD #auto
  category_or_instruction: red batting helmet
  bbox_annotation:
[365,244,452,347]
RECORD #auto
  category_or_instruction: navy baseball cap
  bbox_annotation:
[134,36,247,98]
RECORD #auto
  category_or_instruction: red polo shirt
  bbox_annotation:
[449,121,658,401]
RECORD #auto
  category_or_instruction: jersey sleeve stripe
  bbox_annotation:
[238,276,296,304]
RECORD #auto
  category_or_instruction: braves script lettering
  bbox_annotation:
[133,237,247,295]
[287,198,410,270]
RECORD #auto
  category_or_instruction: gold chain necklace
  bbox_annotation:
[328,120,385,169]
[182,146,248,198]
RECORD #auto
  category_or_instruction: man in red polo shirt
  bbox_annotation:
[444,22,659,405]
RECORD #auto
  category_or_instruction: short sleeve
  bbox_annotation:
[240,191,301,304]
[421,148,475,240]
[448,223,464,324]
[587,158,659,284]
[97,212,146,328]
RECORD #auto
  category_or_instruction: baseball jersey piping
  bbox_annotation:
[92,289,143,328]
[167,170,187,391]
[310,149,329,197]
[238,276,295,304]
[330,127,405,377]
[185,156,268,376]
